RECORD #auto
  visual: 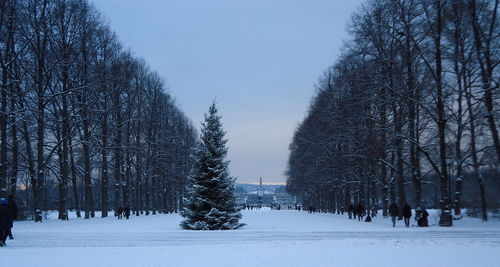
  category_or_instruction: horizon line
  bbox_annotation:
[238,182,287,186]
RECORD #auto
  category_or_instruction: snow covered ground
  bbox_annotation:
[2,209,500,267]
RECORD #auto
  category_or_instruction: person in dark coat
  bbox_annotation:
[7,195,17,239]
[389,202,399,227]
[0,198,13,246]
[348,204,354,219]
[124,206,131,220]
[416,207,429,227]
[402,203,412,227]
[356,203,364,221]
[115,207,123,219]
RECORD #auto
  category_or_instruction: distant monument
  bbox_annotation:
[259,177,263,197]
[235,177,295,208]
[256,177,263,206]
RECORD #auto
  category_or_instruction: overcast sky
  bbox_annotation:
[91,0,363,184]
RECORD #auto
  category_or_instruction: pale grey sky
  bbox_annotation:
[92,0,364,184]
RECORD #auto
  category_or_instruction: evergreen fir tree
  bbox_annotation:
[180,102,244,230]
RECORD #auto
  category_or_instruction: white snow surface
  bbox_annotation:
[2,209,500,267]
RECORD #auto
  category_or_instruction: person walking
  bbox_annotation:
[348,203,354,219]
[389,202,399,227]
[356,203,364,221]
[0,198,13,247]
[402,203,412,227]
[7,195,17,239]
[124,206,131,220]
[115,207,123,219]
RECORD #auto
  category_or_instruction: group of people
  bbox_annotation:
[242,205,260,210]
[0,195,17,247]
[115,206,131,220]
[389,202,410,227]
[388,202,429,227]
[270,204,298,210]
[343,201,429,227]
[347,203,369,221]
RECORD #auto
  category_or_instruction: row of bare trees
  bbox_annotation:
[0,0,197,221]
[286,0,498,222]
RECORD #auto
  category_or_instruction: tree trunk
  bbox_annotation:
[466,72,487,221]
[10,89,18,196]
[469,0,500,164]
[69,140,81,218]
[434,0,450,219]
[113,83,122,212]
[394,104,406,218]
[101,113,109,218]
[82,106,93,219]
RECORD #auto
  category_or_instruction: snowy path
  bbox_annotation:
[2,210,500,267]
[12,230,500,247]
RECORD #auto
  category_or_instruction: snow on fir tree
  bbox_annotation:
[180,102,245,230]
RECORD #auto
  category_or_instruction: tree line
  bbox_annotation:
[0,0,197,221]
[286,0,498,222]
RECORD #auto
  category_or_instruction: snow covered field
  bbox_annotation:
[2,209,500,267]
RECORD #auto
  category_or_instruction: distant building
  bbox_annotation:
[235,178,295,207]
